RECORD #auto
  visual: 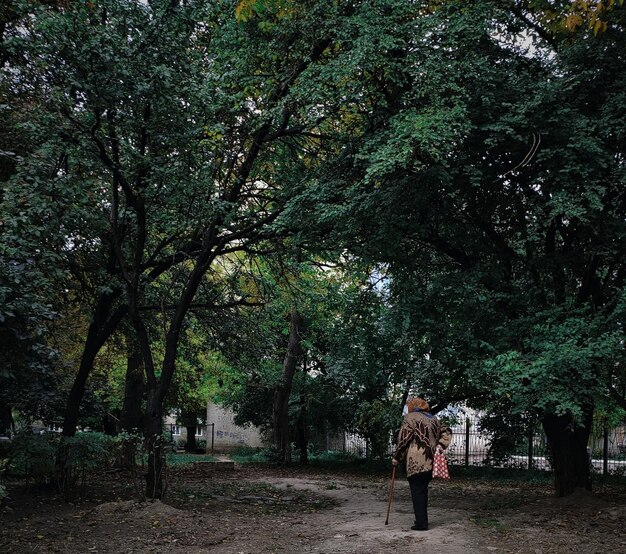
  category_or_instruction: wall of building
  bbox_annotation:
[206,402,265,452]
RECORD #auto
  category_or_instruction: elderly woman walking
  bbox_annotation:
[391,397,452,531]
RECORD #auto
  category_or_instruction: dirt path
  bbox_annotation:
[2,465,625,554]
[261,476,485,554]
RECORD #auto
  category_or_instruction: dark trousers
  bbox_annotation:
[408,470,432,529]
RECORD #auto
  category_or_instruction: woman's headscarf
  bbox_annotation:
[407,396,430,413]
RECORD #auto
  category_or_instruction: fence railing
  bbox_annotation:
[334,414,626,475]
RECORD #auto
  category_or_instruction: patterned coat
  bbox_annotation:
[393,410,452,478]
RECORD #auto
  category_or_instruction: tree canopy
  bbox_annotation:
[1,0,625,497]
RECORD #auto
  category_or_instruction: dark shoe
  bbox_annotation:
[411,524,428,531]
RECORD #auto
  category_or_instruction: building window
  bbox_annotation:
[171,425,181,436]
[195,426,205,437]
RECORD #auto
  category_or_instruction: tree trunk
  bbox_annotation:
[181,409,197,452]
[57,298,123,497]
[296,388,308,465]
[185,426,197,452]
[542,407,593,497]
[62,297,126,437]
[102,412,117,435]
[120,347,145,468]
[145,391,165,499]
[143,328,182,498]
[273,310,303,466]
[142,242,216,497]
[62,339,102,437]
[121,349,145,433]
[0,403,13,436]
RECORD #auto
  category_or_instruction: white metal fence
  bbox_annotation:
[335,414,626,475]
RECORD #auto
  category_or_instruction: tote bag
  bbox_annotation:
[432,445,450,479]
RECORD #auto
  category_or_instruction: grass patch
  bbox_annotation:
[450,465,554,485]
[469,515,509,532]
[229,446,272,464]
[228,447,377,471]
[309,450,363,466]
[166,453,216,466]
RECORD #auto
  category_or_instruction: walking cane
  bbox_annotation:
[384,465,397,525]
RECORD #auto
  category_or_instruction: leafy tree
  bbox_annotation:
[5,0,416,496]
[305,0,626,495]
[5,0,624,502]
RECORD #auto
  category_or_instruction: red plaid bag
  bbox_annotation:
[432,445,450,479]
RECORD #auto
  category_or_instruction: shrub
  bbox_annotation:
[64,432,116,472]
[6,431,58,485]
[309,450,362,465]
[229,445,272,464]
[115,430,145,466]
[57,432,120,499]
[165,453,216,465]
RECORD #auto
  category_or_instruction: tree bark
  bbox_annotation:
[121,348,145,433]
[62,296,126,437]
[119,347,145,468]
[0,403,13,436]
[145,391,165,499]
[542,407,593,497]
[181,409,198,452]
[296,386,308,465]
[273,310,304,466]
[102,413,117,436]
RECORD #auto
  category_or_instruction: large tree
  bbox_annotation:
[304,0,626,495]
[4,0,426,495]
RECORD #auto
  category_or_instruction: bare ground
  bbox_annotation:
[1,463,625,554]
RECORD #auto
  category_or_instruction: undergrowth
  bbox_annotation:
[166,453,216,465]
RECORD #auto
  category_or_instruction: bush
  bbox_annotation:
[115,430,145,466]
[229,446,272,464]
[309,450,362,465]
[6,430,124,497]
[57,432,120,499]
[165,453,216,465]
[229,446,364,467]
[64,432,116,473]
[353,400,400,461]
[6,431,58,485]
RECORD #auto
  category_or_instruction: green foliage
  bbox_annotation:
[483,310,622,423]
[165,453,216,466]
[308,450,362,466]
[0,256,62,424]
[301,0,626,439]
[353,399,400,461]
[229,446,275,464]
[2,0,625,493]
[63,432,117,473]
[229,445,363,466]
[6,431,58,484]
[5,431,135,493]
[478,409,542,466]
